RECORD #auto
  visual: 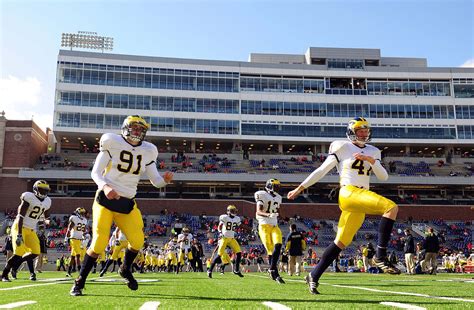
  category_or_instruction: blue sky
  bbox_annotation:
[0,0,473,131]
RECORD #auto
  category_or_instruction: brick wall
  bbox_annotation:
[2,120,48,169]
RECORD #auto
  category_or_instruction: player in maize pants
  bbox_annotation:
[288,117,400,295]
[70,115,173,296]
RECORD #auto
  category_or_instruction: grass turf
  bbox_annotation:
[0,271,473,309]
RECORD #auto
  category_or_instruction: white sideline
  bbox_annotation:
[262,301,292,310]
[247,274,474,303]
[380,302,426,309]
[139,301,161,310]
[0,301,37,309]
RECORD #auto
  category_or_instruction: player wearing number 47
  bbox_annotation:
[70,115,173,296]
[287,117,401,295]
[2,180,52,282]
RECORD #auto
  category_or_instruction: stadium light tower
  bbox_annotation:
[61,31,114,52]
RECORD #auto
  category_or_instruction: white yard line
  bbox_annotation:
[0,301,37,309]
[247,274,474,303]
[262,301,292,310]
[331,284,474,303]
[0,282,59,291]
[138,301,161,310]
[0,274,119,291]
[380,302,426,310]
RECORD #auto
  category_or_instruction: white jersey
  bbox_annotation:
[82,233,91,248]
[118,231,127,242]
[108,234,116,248]
[219,214,241,238]
[69,215,88,239]
[145,246,153,256]
[98,133,158,198]
[178,233,193,251]
[254,190,282,226]
[329,140,382,189]
[18,192,52,229]
[166,241,178,255]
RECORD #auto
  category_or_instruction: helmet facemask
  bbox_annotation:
[227,205,237,217]
[265,179,281,194]
[121,116,149,143]
[33,180,50,199]
[346,118,372,146]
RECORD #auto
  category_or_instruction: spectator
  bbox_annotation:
[423,227,440,275]
[285,224,306,276]
[403,228,416,275]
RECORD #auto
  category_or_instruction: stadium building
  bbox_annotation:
[10,46,474,219]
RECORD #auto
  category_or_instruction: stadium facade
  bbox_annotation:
[11,46,474,217]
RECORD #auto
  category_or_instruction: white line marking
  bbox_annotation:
[332,284,474,303]
[380,302,426,309]
[139,301,160,310]
[0,301,37,309]
[246,274,474,303]
[0,282,59,291]
[0,274,119,291]
[262,301,292,310]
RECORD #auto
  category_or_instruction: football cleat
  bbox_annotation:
[207,270,212,278]
[233,270,244,278]
[269,270,285,284]
[1,276,11,282]
[305,275,320,294]
[119,267,138,291]
[30,273,37,281]
[373,257,401,275]
[70,280,84,296]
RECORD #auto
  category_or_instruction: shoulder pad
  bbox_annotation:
[219,214,227,222]
[21,192,35,203]
[99,133,120,152]
[254,190,266,202]
[328,140,348,154]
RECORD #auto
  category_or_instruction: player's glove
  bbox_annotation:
[64,237,70,244]
[115,240,121,246]
[16,234,23,246]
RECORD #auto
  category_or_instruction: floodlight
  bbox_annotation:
[60,31,114,52]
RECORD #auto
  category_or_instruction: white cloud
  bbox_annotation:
[460,58,474,68]
[0,75,53,131]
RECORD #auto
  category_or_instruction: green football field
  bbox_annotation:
[0,271,473,309]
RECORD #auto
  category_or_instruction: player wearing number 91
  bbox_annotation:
[70,115,173,296]
[287,117,400,295]
[207,205,244,279]
[2,180,51,282]
[255,178,285,284]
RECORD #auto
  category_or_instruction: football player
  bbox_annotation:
[165,237,178,273]
[2,180,52,282]
[288,117,400,295]
[207,205,244,278]
[255,179,285,284]
[177,227,193,273]
[65,207,88,277]
[70,115,173,296]
[99,227,127,277]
